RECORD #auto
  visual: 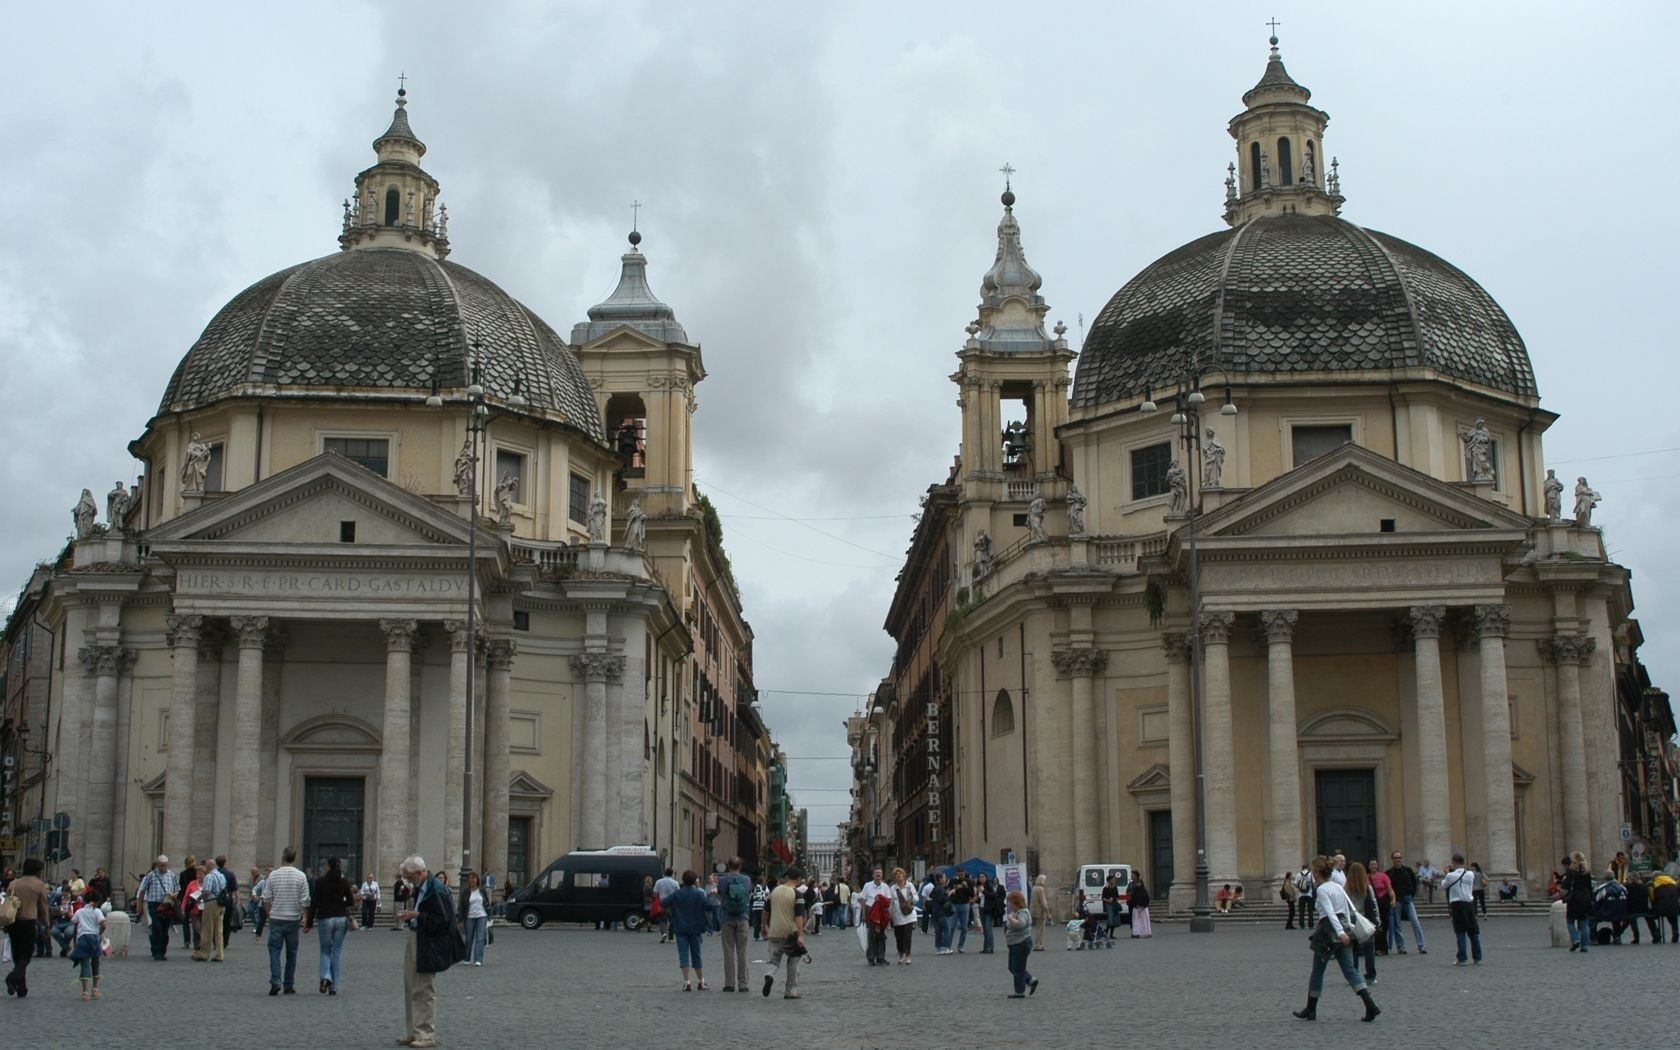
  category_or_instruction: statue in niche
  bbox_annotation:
[1066,484,1087,536]
[625,498,647,552]
[72,489,98,539]
[1301,144,1317,185]
[181,432,211,493]
[1573,476,1601,527]
[1543,469,1564,521]
[1026,493,1048,544]
[493,473,517,527]
[1166,461,1188,515]
[1462,418,1495,483]
[588,490,608,544]
[973,530,994,580]
[453,438,474,499]
[1202,428,1226,489]
[107,480,132,529]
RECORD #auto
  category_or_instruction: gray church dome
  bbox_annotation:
[1071,213,1537,408]
[157,247,604,441]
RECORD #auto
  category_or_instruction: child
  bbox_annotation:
[67,888,108,1000]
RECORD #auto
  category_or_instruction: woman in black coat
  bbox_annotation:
[1561,851,1595,952]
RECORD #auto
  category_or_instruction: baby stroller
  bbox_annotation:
[1066,911,1113,950]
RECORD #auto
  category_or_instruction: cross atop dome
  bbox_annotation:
[968,177,1053,354]
[340,84,449,258]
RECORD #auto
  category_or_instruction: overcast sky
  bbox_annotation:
[3,2,1677,841]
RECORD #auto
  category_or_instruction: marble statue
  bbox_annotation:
[453,438,474,499]
[494,472,517,527]
[1166,461,1188,515]
[1066,484,1087,536]
[72,488,98,539]
[181,432,211,493]
[588,490,608,544]
[1543,469,1564,521]
[1202,428,1226,488]
[1573,476,1601,527]
[973,530,994,580]
[107,480,131,529]
[1026,493,1048,544]
[1462,418,1494,483]
[625,498,647,552]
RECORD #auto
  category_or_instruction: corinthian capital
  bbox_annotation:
[165,613,204,649]
[1051,648,1109,677]
[78,644,127,677]
[487,638,518,671]
[1260,609,1299,643]
[379,618,419,651]
[1540,633,1596,666]
[1472,604,1511,639]
[1161,633,1191,664]
[1408,605,1446,640]
[570,652,625,682]
[1198,610,1235,646]
[229,615,271,649]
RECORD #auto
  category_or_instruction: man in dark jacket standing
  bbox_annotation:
[1385,852,1427,954]
[395,856,460,1048]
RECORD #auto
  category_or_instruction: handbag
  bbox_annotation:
[1348,909,1377,943]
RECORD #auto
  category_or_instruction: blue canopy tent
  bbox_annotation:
[938,857,999,880]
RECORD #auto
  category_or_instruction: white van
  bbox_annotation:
[1076,863,1134,920]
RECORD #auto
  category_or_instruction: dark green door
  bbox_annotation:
[302,777,365,881]
[1149,810,1173,904]
[507,816,532,891]
[1315,769,1377,865]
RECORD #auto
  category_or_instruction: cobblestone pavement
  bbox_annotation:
[4,915,1675,1048]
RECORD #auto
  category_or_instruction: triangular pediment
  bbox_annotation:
[577,324,672,353]
[508,769,554,799]
[1198,444,1534,539]
[1127,762,1172,795]
[146,454,472,548]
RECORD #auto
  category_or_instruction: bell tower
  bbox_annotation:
[339,83,451,257]
[1224,32,1344,226]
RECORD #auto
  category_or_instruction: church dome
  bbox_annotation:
[157,247,604,440]
[1070,214,1537,408]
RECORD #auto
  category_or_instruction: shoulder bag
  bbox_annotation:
[1347,908,1377,943]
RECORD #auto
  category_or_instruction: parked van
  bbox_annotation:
[508,845,663,930]
[1076,863,1134,921]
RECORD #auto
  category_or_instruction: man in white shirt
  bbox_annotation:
[856,867,891,966]
[1441,853,1483,965]
[653,868,680,943]
[1329,853,1348,886]
[359,874,381,931]
[1417,860,1439,903]
[262,846,312,994]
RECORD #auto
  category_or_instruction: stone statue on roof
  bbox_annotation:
[1573,476,1601,528]
[1462,418,1494,484]
[494,472,517,527]
[1026,493,1048,544]
[1202,429,1226,489]
[1166,461,1188,515]
[107,480,132,530]
[588,490,608,544]
[625,498,646,552]
[72,488,98,539]
[973,530,994,580]
[181,432,211,493]
[453,438,474,500]
[1066,484,1087,536]
[1543,469,1564,521]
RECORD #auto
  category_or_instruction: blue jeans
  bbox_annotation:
[674,931,702,970]
[1308,940,1367,995]
[1388,895,1425,951]
[1569,917,1592,949]
[934,911,950,951]
[317,916,348,989]
[466,916,487,964]
[267,919,300,990]
[1105,902,1120,933]
[952,904,971,950]
[1007,939,1034,993]
[982,913,996,952]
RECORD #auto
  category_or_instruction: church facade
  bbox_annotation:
[855,40,1673,904]
[0,90,771,893]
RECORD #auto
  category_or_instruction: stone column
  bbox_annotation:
[1053,647,1109,869]
[81,644,130,874]
[1260,609,1303,890]
[191,624,226,851]
[1541,631,1595,856]
[226,615,269,876]
[162,615,203,858]
[1163,634,1197,912]
[482,639,517,879]
[1409,605,1452,868]
[108,650,139,876]
[1199,611,1238,886]
[442,620,470,874]
[571,652,623,849]
[257,630,286,865]
[1473,605,1519,878]
[377,619,418,881]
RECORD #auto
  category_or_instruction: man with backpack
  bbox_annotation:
[716,857,754,993]
[200,858,229,962]
[750,878,771,939]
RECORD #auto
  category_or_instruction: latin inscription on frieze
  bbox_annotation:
[176,570,464,597]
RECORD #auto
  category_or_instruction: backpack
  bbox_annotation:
[723,877,750,917]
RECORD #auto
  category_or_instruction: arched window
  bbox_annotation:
[1249,142,1263,191]
[384,187,400,226]
[606,392,648,470]
[991,689,1015,737]
[1277,137,1294,187]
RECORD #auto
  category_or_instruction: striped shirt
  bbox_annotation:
[202,869,227,900]
[138,868,179,902]
[262,865,312,921]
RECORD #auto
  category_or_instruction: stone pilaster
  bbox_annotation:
[257,630,286,865]
[1163,633,1196,912]
[108,649,139,877]
[377,619,418,882]
[571,652,625,849]
[162,614,203,859]
[81,644,131,874]
[1053,647,1109,868]
[442,620,470,874]
[1409,605,1452,869]
[1472,605,1518,878]
[226,615,269,875]
[191,623,226,851]
[482,639,517,880]
[1199,611,1238,886]
[1541,630,1596,857]
[1260,609,1302,890]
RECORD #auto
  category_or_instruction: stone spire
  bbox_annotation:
[969,176,1056,354]
[570,228,689,345]
[1224,33,1344,226]
[339,83,450,258]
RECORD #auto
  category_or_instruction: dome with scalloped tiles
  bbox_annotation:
[1070,213,1536,408]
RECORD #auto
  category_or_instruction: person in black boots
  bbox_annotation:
[1293,855,1381,1024]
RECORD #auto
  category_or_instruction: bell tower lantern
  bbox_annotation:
[1224,33,1345,226]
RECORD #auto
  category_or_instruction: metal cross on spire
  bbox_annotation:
[1266,17,1281,37]
[397,71,408,92]
[630,199,642,231]
[998,163,1016,191]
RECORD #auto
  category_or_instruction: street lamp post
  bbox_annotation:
[1143,373,1235,934]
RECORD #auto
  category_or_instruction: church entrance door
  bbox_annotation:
[1148,810,1173,904]
[303,776,365,880]
[507,816,532,891]
[1315,769,1377,865]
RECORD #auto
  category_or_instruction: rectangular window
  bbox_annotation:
[495,449,526,504]
[1291,424,1352,466]
[323,437,390,477]
[569,473,590,525]
[205,443,225,493]
[1130,442,1172,501]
